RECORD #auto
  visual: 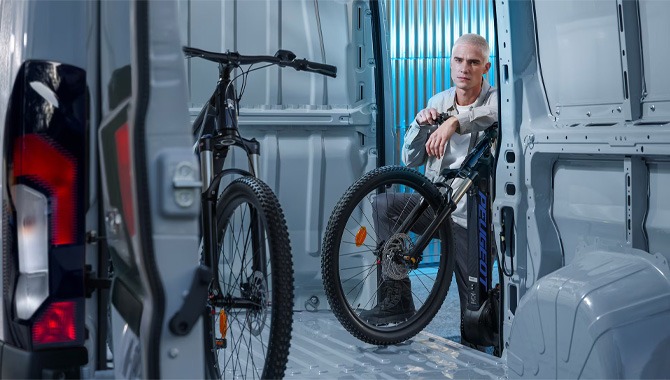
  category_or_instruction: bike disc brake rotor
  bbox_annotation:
[243,271,268,336]
[381,233,414,280]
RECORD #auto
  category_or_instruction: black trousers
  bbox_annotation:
[372,192,469,318]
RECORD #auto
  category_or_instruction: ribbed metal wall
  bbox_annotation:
[386,0,496,265]
[387,0,496,164]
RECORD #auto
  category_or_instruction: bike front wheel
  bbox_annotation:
[322,166,455,345]
[206,176,294,379]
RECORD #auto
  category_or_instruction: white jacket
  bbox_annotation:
[401,80,498,227]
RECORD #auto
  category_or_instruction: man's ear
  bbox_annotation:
[484,62,491,74]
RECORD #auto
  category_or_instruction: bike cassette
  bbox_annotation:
[381,233,420,280]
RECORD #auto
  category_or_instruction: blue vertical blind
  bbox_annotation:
[386,0,496,265]
[387,0,496,164]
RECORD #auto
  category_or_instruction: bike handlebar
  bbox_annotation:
[183,46,337,78]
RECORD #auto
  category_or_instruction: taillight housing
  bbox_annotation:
[4,61,86,350]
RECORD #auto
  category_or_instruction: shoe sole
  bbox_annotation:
[361,310,415,325]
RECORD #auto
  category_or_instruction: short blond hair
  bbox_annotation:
[453,33,490,63]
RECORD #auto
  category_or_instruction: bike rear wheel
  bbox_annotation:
[206,176,293,379]
[322,166,455,345]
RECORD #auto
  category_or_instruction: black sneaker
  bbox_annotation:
[359,278,416,324]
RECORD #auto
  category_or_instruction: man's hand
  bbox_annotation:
[425,117,459,158]
[415,107,440,126]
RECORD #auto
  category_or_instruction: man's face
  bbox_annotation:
[450,43,491,91]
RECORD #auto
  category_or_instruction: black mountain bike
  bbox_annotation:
[322,121,499,347]
[180,46,336,379]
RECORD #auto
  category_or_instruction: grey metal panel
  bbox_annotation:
[22,1,88,68]
[624,157,648,251]
[552,159,625,265]
[492,0,670,352]
[506,249,670,378]
[647,162,670,264]
[0,0,21,343]
[534,0,625,121]
[639,0,670,120]
[185,0,351,108]
[99,0,132,116]
[140,1,205,377]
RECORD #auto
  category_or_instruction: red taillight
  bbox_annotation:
[6,61,86,354]
[32,301,78,346]
[13,134,77,246]
[115,123,135,236]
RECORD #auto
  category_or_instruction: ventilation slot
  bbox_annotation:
[586,123,616,127]
[623,71,629,100]
[357,6,362,30]
[509,284,517,315]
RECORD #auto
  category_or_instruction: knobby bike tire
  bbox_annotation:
[322,166,455,345]
[204,176,294,379]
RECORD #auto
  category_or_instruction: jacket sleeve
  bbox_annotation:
[401,97,438,168]
[454,88,499,134]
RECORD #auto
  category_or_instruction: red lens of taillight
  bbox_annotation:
[13,134,77,246]
[32,301,79,346]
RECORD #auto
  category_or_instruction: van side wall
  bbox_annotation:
[495,0,670,377]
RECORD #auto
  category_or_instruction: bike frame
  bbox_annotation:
[196,63,266,307]
[392,125,500,348]
[187,46,336,299]
[397,126,498,264]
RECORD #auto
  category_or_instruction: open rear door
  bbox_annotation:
[97,1,204,378]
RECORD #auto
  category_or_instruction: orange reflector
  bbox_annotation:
[219,309,228,337]
[355,226,367,247]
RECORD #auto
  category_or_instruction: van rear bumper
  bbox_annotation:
[0,342,87,378]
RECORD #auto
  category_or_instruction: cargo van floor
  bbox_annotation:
[287,311,507,379]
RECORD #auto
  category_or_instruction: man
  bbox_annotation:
[360,34,498,344]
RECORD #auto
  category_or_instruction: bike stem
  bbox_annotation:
[216,65,238,133]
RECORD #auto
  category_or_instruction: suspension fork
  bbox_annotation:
[199,135,222,296]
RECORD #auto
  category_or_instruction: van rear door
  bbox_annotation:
[97,1,204,378]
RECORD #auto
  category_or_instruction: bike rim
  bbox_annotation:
[336,176,450,333]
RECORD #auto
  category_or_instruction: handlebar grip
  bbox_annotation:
[293,59,338,78]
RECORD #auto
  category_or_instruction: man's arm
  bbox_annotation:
[402,120,431,167]
[453,88,498,135]
[402,98,440,167]
[425,88,498,157]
